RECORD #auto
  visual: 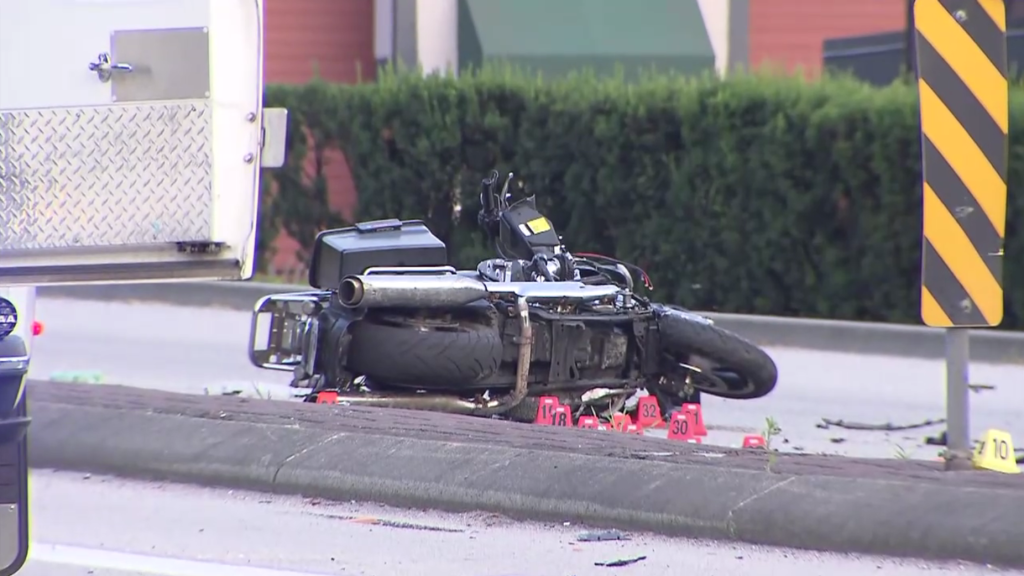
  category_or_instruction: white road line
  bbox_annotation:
[30,543,333,576]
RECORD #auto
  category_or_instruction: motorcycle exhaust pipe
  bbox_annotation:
[339,274,489,308]
[339,274,623,309]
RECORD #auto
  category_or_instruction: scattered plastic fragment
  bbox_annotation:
[600,395,629,421]
[577,529,631,542]
[595,555,647,567]
[581,388,617,404]
[622,389,643,412]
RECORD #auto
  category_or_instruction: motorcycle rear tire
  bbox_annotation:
[657,308,778,400]
[346,315,503,389]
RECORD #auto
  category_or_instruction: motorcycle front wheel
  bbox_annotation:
[655,306,778,400]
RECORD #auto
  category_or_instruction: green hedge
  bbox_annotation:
[260,67,1024,329]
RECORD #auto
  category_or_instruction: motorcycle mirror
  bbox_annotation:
[483,169,499,188]
[500,172,514,206]
[481,170,500,213]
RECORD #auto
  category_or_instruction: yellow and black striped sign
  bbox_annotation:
[916,0,1008,328]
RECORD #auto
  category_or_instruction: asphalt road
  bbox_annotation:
[28,297,1024,460]
[16,469,1014,576]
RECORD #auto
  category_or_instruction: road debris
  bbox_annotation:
[581,388,618,404]
[925,430,947,446]
[363,518,463,532]
[577,529,631,542]
[49,370,104,384]
[627,451,675,459]
[595,555,647,567]
[311,514,464,533]
[816,417,945,431]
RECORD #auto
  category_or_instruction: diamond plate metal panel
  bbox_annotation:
[0,102,212,250]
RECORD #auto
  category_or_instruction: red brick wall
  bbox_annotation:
[263,0,376,278]
[749,0,906,76]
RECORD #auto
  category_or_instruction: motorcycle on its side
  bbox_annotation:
[248,171,778,422]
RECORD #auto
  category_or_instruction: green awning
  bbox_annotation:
[458,0,716,81]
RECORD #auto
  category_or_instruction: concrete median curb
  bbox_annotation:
[24,381,1024,568]
[38,281,1024,362]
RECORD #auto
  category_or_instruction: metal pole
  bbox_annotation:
[944,328,972,470]
[904,0,917,78]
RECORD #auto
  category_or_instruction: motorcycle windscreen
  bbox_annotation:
[0,400,28,576]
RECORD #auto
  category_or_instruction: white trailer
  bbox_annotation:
[0,1,286,573]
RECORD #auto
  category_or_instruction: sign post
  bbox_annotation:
[914,0,1008,470]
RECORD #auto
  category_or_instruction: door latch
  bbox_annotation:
[88,52,133,83]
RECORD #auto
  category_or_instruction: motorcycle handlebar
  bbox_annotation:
[481,170,499,215]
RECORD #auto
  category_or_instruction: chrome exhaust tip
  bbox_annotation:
[338,277,365,308]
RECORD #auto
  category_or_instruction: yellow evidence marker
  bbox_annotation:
[972,429,1020,474]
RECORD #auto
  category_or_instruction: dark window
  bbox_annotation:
[1010,0,1024,25]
